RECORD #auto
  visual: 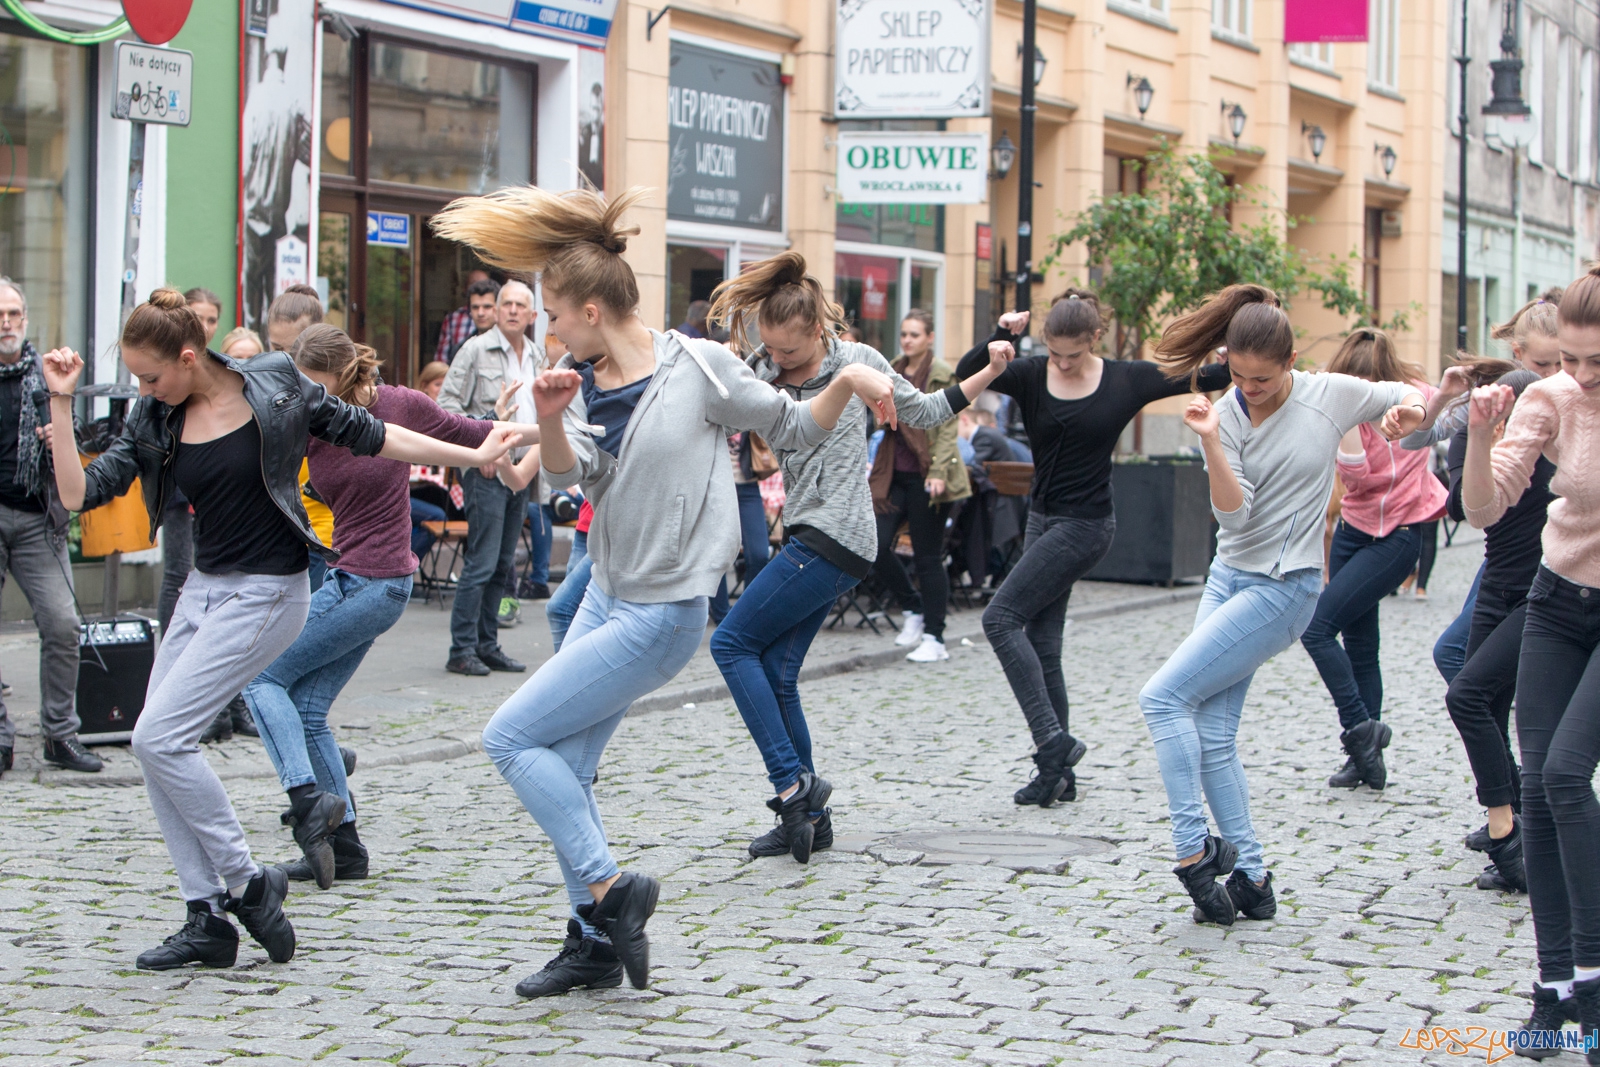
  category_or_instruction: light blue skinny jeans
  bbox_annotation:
[482,584,707,937]
[1138,559,1321,880]
[246,569,413,823]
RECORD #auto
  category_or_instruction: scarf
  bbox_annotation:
[0,342,49,500]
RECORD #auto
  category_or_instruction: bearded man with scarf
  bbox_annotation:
[0,278,100,777]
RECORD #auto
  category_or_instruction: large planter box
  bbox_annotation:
[1085,460,1216,585]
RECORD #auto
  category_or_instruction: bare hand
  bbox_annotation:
[533,369,581,420]
[1183,394,1221,438]
[1468,384,1513,432]
[494,379,524,421]
[997,311,1030,335]
[987,340,1015,375]
[1380,403,1426,440]
[1438,365,1473,400]
[842,364,898,431]
[925,477,946,497]
[469,426,521,466]
[41,348,83,395]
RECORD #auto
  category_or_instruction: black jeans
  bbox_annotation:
[158,498,193,638]
[1444,581,1526,811]
[874,470,951,640]
[982,512,1115,748]
[1301,521,1422,730]
[449,469,531,660]
[1517,566,1600,980]
[1416,519,1439,591]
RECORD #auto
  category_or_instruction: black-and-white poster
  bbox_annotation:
[667,42,784,232]
[578,47,605,191]
[239,0,315,331]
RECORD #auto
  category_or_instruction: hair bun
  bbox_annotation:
[147,287,187,311]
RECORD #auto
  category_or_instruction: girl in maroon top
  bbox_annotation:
[244,326,538,888]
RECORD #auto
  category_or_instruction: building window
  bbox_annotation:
[1363,208,1382,317]
[1111,0,1168,17]
[1288,42,1335,71]
[1528,15,1545,165]
[835,204,944,252]
[1368,0,1400,90]
[1556,38,1572,177]
[1580,49,1596,183]
[1212,0,1249,39]
[1103,153,1145,195]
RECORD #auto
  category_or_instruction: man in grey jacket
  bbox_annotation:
[437,280,543,676]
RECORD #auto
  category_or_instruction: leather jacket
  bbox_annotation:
[81,350,387,562]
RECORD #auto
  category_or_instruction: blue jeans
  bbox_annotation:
[411,497,447,559]
[1434,561,1485,685]
[710,540,860,794]
[450,469,530,659]
[1301,521,1423,729]
[307,554,329,593]
[482,586,707,938]
[546,531,590,653]
[710,482,772,624]
[526,502,554,586]
[245,570,413,822]
[1139,560,1321,880]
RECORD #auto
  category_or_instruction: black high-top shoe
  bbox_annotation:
[136,901,239,971]
[515,919,623,998]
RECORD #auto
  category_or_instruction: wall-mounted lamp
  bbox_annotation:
[1302,121,1327,163]
[1127,74,1154,120]
[1017,43,1047,87]
[991,130,1017,181]
[1375,143,1398,178]
[1220,100,1247,145]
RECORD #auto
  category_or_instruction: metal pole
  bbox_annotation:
[1511,144,1523,316]
[117,121,146,385]
[1015,0,1037,319]
[1456,6,1470,353]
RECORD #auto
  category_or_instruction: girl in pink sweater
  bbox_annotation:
[1462,265,1600,1050]
[1300,329,1446,793]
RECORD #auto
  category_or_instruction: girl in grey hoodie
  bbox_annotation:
[704,252,1013,866]
[432,187,899,1000]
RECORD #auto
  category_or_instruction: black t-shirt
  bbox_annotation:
[956,329,1232,517]
[1446,424,1554,595]
[174,419,307,575]
[0,376,42,513]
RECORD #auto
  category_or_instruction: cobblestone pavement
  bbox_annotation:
[0,539,1544,1066]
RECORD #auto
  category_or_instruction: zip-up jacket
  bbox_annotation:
[80,350,388,560]
[1335,383,1447,537]
[543,330,832,603]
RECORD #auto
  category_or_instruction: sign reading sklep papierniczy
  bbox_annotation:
[668,42,786,232]
[835,0,991,119]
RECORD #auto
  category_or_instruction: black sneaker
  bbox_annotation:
[224,865,296,964]
[776,773,832,864]
[136,901,239,971]
[0,746,12,778]
[1484,820,1527,893]
[1331,719,1390,790]
[340,745,357,777]
[1465,823,1493,852]
[1013,735,1086,808]
[1177,835,1239,926]
[285,820,370,883]
[588,872,660,990]
[515,919,623,998]
[1223,869,1277,921]
[477,647,526,672]
[1570,974,1600,1066]
[200,707,233,743]
[518,581,551,601]
[1515,983,1576,1060]
[281,791,348,891]
[1326,755,1363,789]
[42,736,103,773]
[446,654,491,676]
[228,695,259,738]
[749,805,835,859]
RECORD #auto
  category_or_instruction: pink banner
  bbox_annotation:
[1284,0,1368,43]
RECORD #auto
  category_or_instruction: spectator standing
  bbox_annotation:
[676,299,711,339]
[438,279,543,676]
[0,277,100,776]
[182,288,222,345]
[433,269,495,364]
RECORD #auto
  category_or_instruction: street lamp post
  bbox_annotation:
[1015,0,1038,317]
[1455,3,1471,353]
[1484,1,1533,320]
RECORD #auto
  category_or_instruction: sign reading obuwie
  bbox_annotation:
[835,0,991,119]
[836,131,988,205]
[668,42,785,232]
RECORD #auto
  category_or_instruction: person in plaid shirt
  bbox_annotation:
[433,271,498,364]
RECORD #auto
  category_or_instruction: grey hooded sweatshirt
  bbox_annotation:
[749,336,970,575]
[542,330,832,604]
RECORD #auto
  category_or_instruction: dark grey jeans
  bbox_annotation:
[982,511,1115,749]
[158,498,193,638]
[0,503,81,748]
[449,469,530,660]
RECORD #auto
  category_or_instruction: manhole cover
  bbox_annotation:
[871,830,1115,872]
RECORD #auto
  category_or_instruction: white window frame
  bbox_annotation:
[1556,36,1572,177]
[1109,0,1169,22]
[1528,14,1545,166]
[1288,42,1336,72]
[833,240,947,358]
[1579,49,1595,183]
[1211,0,1249,39]
[1367,0,1400,91]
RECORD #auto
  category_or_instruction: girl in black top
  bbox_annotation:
[42,290,515,974]
[955,292,1230,806]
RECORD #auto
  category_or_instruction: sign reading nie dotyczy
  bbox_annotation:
[667,42,786,232]
[836,131,989,205]
[835,0,992,119]
[112,42,194,127]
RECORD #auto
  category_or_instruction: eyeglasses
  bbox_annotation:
[0,310,25,324]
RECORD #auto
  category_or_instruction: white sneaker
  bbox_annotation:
[894,612,926,647]
[906,634,949,663]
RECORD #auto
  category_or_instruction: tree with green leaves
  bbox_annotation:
[1043,144,1408,360]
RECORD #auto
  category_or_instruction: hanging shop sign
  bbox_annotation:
[667,41,785,233]
[112,42,192,125]
[835,0,991,119]
[836,131,988,205]
[367,0,619,48]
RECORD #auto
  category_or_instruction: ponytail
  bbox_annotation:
[1325,326,1424,384]
[1042,287,1104,340]
[1491,286,1562,346]
[432,186,645,316]
[292,323,382,406]
[707,250,847,354]
[1154,284,1291,383]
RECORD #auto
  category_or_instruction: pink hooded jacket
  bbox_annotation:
[1336,384,1449,537]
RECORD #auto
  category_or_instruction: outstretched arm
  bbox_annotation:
[41,349,93,511]
[378,423,519,468]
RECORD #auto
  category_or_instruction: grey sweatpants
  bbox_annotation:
[131,570,310,904]
[0,503,81,749]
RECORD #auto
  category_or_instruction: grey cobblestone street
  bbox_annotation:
[0,538,1547,1065]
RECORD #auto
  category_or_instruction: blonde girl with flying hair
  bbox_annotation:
[705,252,1013,866]
[431,187,900,999]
